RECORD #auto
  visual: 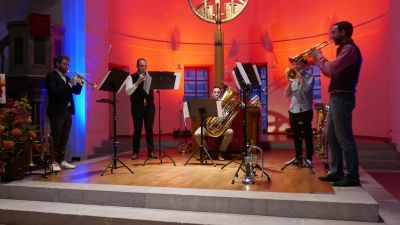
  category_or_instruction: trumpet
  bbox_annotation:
[263,41,333,94]
[67,70,98,90]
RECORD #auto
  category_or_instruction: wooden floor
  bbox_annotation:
[28,148,334,194]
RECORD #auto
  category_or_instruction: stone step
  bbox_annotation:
[358,150,400,160]
[0,181,379,223]
[0,199,383,225]
[359,159,400,170]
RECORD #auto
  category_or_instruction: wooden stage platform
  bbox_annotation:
[28,148,334,194]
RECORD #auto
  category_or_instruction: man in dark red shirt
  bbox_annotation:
[311,21,363,187]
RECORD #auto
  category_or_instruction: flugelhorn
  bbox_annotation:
[263,40,333,94]
[67,70,98,90]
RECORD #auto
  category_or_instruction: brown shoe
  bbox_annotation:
[149,153,158,159]
[131,153,138,160]
[218,151,225,161]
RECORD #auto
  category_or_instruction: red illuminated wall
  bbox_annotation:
[107,0,393,139]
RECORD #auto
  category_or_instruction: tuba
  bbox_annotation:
[203,83,241,137]
[313,103,329,157]
[204,82,259,137]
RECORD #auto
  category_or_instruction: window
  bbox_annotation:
[248,64,268,133]
[311,66,322,102]
[184,67,209,100]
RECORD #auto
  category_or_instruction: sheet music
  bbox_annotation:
[143,72,152,94]
[183,101,189,126]
[98,71,111,90]
[232,70,240,90]
[235,62,251,85]
[174,72,181,90]
[216,100,222,117]
[252,65,262,86]
[118,77,128,93]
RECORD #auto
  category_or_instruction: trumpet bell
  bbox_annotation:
[285,68,298,81]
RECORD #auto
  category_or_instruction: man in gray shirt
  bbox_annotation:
[284,59,315,167]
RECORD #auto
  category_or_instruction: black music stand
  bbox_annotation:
[281,108,315,174]
[142,71,177,166]
[226,61,270,184]
[97,68,134,176]
[184,98,220,167]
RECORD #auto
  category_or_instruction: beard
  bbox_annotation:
[334,36,343,45]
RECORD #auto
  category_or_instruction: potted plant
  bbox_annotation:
[0,95,38,182]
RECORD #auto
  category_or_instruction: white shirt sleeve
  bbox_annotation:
[125,76,138,95]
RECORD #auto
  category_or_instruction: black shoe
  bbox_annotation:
[131,153,138,160]
[285,158,302,167]
[149,153,158,159]
[332,177,361,187]
[318,172,344,182]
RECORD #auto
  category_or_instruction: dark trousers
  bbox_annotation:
[48,110,72,164]
[289,109,314,160]
[327,93,359,180]
[131,102,155,155]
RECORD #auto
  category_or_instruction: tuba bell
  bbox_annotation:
[313,103,329,157]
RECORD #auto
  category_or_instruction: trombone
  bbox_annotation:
[67,70,98,90]
[263,40,333,94]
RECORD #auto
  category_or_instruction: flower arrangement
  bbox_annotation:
[0,95,38,174]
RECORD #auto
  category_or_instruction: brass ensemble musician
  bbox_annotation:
[284,59,315,168]
[311,21,362,187]
[125,58,158,160]
[45,55,83,171]
[194,86,234,161]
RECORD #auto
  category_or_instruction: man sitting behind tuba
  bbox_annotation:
[284,58,315,167]
[193,86,234,161]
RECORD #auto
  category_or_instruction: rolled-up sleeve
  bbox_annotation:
[125,76,138,95]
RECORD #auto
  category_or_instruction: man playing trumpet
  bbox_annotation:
[45,55,83,171]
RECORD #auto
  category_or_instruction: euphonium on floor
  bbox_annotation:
[314,103,329,157]
[242,140,264,184]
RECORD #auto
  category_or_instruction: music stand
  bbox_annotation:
[184,98,221,167]
[97,68,134,176]
[281,108,315,174]
[225,61,271,184]
[142,71,177,166]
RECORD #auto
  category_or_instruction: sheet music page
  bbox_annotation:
[117,76,128,93]
[183,101,189,126]
[99,71,111,89]
[216,100,222,117]
[174,72,181,90]
[232,71,240,90]
[236,62,251,85]
[143,72,152,94]
[252,64,262,86]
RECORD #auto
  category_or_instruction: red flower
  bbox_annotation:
[7,108,18,116]
[27,130,36,139]
[0,125,4,133]
[11,128,22,137]
[4,141,14,149]
[14,119,24,126]
[0,115,5,120]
